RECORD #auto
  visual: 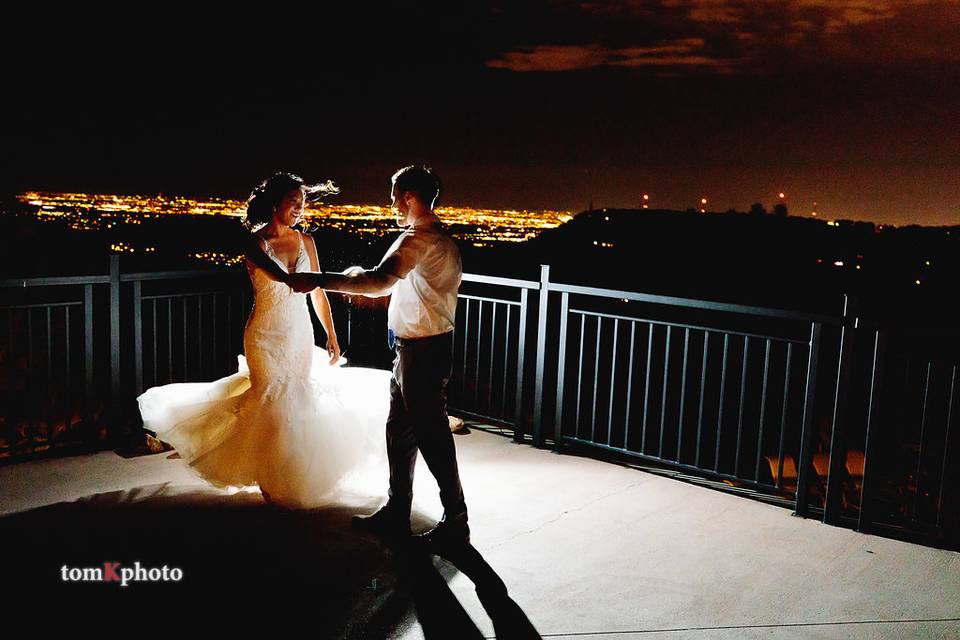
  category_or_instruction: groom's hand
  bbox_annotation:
[288,272,319,293]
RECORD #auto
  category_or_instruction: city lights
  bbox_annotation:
[15,192,571,264]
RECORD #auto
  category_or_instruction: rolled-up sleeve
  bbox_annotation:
[374,230,423,281]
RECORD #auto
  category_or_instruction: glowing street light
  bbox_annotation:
[642,193,650,209]
[699,197,707,213]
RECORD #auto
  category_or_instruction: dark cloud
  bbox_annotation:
[484,1,960,74]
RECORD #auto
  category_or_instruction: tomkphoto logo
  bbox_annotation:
[60,562,183,587]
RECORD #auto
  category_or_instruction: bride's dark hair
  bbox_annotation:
[244,171,340,231]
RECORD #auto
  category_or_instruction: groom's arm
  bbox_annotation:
[289,233,418,295]
[297,252,413,296]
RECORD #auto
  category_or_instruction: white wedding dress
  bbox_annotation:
[137,234,391,509]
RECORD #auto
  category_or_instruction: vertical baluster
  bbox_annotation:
[777,343,794,489]
[575,313,585,436]
[344,298,351,349]
[133,281,143,396]
[590,316,602,442]
[676,327,690,461]
[696,331,710,468]
[84,284,94,422]
[659,325,672,458]
[913,361,933,522]
[936,364,957,528]
[623,322,636,450]
[461,298,471,405]
[715,333,730,473]
[513,289,528,441]
[794,322,823,519]
[182,296,188,380]
[65,306,71,399]
[735,336,750,477]
[7,309,14,372]
[474,300,483,410]
[858,331,885,534]
[27,308,34,391]
[755,339,772,482]
[642,323,654,454]
[6,309,13,365]
[501,305,511,418]
[151,299,158,387]
[45,306,52,383]
[554,292,569,450]
[226,294,233,358]
[167,299,173,383]
[487,302,497,413]
[607,318,619,446]
[109,256,120,422]
[238,290,245,357]
[198,295,204,379]
[824,301,858,526]
[211,293,218,375]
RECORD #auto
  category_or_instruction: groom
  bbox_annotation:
[288,166,469,548]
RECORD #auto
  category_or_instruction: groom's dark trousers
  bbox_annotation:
[386,329,468,523]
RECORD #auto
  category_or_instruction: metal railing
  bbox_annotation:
[547,276,834,512]
[1,258,956,550]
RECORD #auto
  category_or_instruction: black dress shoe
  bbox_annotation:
[414,515,470,550]
[351,503,411,537]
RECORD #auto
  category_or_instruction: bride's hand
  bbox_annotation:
[326,336,341,366]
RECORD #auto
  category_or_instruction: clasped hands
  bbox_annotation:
[285,266,366,294]
[286,272,322,293]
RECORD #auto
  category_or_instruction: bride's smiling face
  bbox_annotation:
[274,187,305,227]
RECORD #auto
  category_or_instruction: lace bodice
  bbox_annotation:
[243,232,314,387]
[246,232,311,307]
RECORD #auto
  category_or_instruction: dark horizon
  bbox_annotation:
[6,2,960,227]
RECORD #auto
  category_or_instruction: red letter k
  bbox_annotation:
[103,562,121,582]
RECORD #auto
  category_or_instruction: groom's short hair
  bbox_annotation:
[392,166,441,209]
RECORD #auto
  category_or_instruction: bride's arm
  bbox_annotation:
[244,233,290,284]
[304,234,341,364]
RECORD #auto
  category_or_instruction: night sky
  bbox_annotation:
[6,1,960,226]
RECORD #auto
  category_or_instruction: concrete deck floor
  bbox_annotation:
[1,424,958,639]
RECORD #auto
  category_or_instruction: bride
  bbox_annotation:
[137,172,391,509]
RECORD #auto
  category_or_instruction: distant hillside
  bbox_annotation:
[519,208,959,322]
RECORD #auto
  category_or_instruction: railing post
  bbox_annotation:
[794,321,823,518]
[532,264,550,448]
[109,255,121,431]
[824,294,858,525]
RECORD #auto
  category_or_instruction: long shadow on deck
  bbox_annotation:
[1,483,539,638]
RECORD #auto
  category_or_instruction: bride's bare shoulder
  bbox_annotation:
[298,230,320,266]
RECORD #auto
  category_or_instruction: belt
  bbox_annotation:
[393,331,453,348]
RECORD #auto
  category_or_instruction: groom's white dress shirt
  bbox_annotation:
[382,221,461,339]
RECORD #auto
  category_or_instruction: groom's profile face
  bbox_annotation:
[390,185,410,227]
